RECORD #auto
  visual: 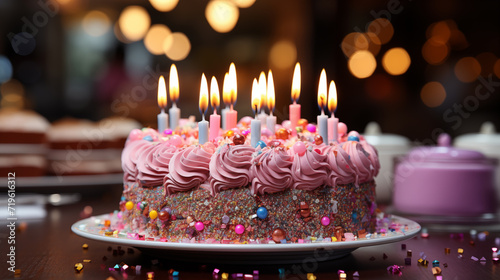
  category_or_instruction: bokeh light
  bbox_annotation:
[232,0,256,8]
[149,0,179,12]
[163,32,191,61]
[0,79,25,109]
[365,32,382,56]
[348,50,377,79]
[382,47,411,76]
[367,18,394,44]
[427,21,451,44]
[422,39,449,65]
[82,10,111,37]
[205,0,240,33]
[420,81,446,107]
[454,57,481,83]
[0,56,13,83]
[118,6,151,42]
[144,24,172,55]
[269,40,297,70]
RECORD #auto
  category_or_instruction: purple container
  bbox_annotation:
[393,134,498,216]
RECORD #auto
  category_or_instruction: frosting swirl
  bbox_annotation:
[342,141,373,184]
[121,140,153,184]
[164,143,215,195]
[136,142,178,187]
[325,144,357,186]
[208,144,255,195]
[250,147,293,195]
[360,140,380,178]
[290,147,330,190]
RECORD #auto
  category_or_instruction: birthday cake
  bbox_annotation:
[118,123,380,243]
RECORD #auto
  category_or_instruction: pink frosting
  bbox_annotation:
[290,147,330,190]
[250,147,293,195]
[325,144,357,186]
[342,141,374,184]
[164,143,215,195]
[360,140,380,178]
[208,144,255,195]
[136,142,178,187]
[121,140,154,184]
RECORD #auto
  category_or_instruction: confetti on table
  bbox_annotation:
[458,248,464,254]
[445,247,451,254]
[432,267,442,275]
[82,244,89,250]
[74,263,84,272]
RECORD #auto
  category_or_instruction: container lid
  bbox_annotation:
[363,122,411,147]
[407,133,491,164]
[454,122,500,149]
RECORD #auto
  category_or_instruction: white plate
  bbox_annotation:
[71,213,421,264]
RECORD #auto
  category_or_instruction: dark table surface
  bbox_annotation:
[2,184,500,280]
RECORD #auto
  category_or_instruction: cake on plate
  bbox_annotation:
[118,124,380,243]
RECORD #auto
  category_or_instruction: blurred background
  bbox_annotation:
[0,0,499,142]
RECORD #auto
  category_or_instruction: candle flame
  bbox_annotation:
[169,64,179,103]
[222,72,230,106]
[328,80,338,113]
[267,70,275,113]
[317,69,327,111]
[157,75,167,108]
[258,71,266,110]
[210,76,220,110]
[228,62,237,105]
[251,78,260,114]
[291,62,301,102]
[199,73,209,117]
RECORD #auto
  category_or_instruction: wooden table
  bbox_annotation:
[2,185,499,279]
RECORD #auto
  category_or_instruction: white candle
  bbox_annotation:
[169,64,180,130]
[258,112,267,128]
[199,118,209,144]
[157,75,168,133]
[267,69,276,135]
[318,113,328,144]
[169,103,180,130]
[251,119,261,148]
[317,69,328,143]
[198,73,209,145]
[266,113,276,135]
[221,106,229,130]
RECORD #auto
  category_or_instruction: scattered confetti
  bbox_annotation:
[353,271,359,277]
[82,244,89,250]
[83,259,91,263]
[445,248,451,254]
[432,267,442,275]
[432,260,439,267]
[74,263,84,273]
[147,271,155,279]
[387,265,402,275]
[407,250,412,257]
[221,272,229,279]
[471,256,479,261]
[458,248,464,254]
[383,253,388,260]
[213,268,220,275]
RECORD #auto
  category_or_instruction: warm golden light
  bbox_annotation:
[199,74,209,115]
[348,51,377,79]
[382,47,411,76]
[317,69,327,111]
[163,32,191,61]
[341,32,362,58]
[421,81,446,108]
[367,18,394,44]
[454,57,481,83]
[222,72,231,106]
[157,75,167,108]
[169,64,179,102]
[251,78,260,113]
[149,0,179,12]
[267,70,275,113]
[366,32,382,56]
[427,21,452,44]
[228,63,237,105]
[328,80,338,113]
[210,76,220,110]
[269,40,297,70]
[113,22,131,44]
[118,6,151,42]
[232,0,256,8]
[205,0,240,33]
[291,62,301,102]
[82,10,111,37]
[422,39,449,65]
[144,24,171,55]
[258,71,267,110]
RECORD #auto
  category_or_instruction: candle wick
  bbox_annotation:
[230,104,234,111]
[213,108,217,115]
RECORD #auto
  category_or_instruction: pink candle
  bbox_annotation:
[289,62,301,136]
[328,80,339,143]
[209,76,221,141]
[224,63,238,131]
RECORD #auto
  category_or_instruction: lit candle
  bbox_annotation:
[266,69,276,134]
[157,75,168,134]
[328,80,339,143]
[289,62,301,136]
[198,73,209,145]
[209,76,221,141]
[250,78,261,148]
[221,72,230,130]
[317,69,328,144]
[225,63,238,130]
[257,71,267,127]
[169,64,181,130]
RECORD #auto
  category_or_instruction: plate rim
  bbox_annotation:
[71,213,421,253]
